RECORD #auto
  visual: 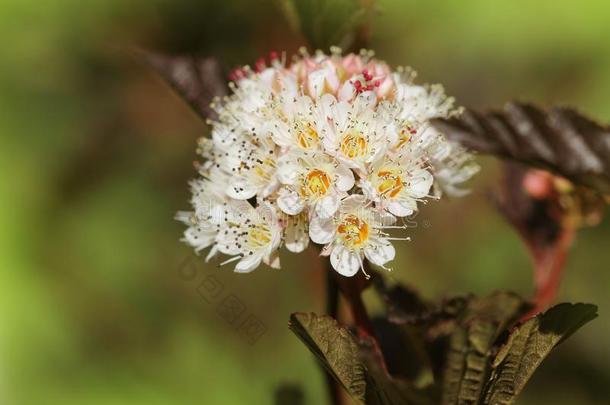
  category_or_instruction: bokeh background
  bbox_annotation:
[1,0,610,404]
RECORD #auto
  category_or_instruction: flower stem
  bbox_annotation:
[335,261,376,338]
[531,228,575,312]
[323,259,342,405]
[326,268,339,319]
[319,254,376,404]
[345,288,376,338]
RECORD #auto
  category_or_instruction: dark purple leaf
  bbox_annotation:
[289,312,434,405]
[433,102,610,194]
[138,49,227,120]
[483,303,597,404]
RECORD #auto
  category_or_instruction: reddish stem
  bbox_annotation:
[344,287,376,338]
[319,254,377,405]
[523,227,575,318]
[332,261,376,339]
[534,229,575,308]
[324,269,342,405]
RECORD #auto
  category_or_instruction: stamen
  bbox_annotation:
[219,255,242,267]
[357,254,370,279]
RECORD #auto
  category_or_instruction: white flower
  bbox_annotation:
[223,133,279,200]
[176,211,218,260]
[360,154,433,217]
[310,195,401,276]
[216,201,282,273]
[176,167,229,261]
[393,82,456,122]
[320,93,397,171]
[391,123,478,197]
[276,150,354,218]
[178,49,478,275]
[268,95,325,151]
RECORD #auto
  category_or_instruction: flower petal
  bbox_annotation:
[285,218,309,253]
[235,252,263,273]
[269,121,292,147]
[387,198,416,217]
[309,216,335,244]
[341,194,367,212]
[335,164,355,191]
[352,91,376,113]
[315,194,341,219]
[264,250,281,269]
[226,180,258,200]
[410,169,433,197]
[307,69,326,98]
[364,240,395,267]
[277,159,300,185]
[182,226,216,252]
[338,81,355,102]
[277,188,305,215]
[330,246,360,277]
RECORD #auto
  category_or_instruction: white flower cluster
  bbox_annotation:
[177,49,478,276]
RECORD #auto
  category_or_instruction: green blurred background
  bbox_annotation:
[1,0,609,404]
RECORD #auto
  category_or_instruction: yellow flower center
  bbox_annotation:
[248,224,272,249]
[376,169,403,198]
[340,132,368,159]
[297,124,319,149]
[337,214,369,249]
[301,169,331,197]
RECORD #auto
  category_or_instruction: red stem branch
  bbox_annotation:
[532,228,575,312]
[523,227,575,319]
